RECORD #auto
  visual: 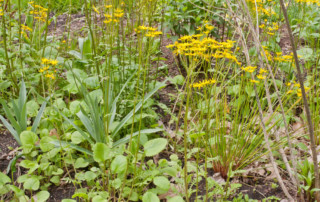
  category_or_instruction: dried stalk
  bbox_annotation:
[238,0,300,189]
[225,0,293,199]
[279,0,320,201]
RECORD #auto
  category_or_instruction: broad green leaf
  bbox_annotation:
[92,195,108,202]
[75,158,89,168]
[62,200,76,202]
[35,191,50,202]
[0,173,11,186]
[23,176,40,191]
[153,176,170,191]
[69,100,81,114]
[26,100,39,117]
[110,155,127,174]
[84,171,97,181]
[144,138,167,157]
[93,143,112,163]
[20,131,38,146]
[142,192,159,202]
[71,131,86,144]
[168,196,184,202]
[40,136,55,152]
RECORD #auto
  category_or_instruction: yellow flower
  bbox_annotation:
[257,74,266,80]
[93,5,100,14]
[250,79,259,84]
[191,79,216,89]
[241,66,257,73]
[105,5,112,8]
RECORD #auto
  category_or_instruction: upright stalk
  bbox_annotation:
[279,1,320,201]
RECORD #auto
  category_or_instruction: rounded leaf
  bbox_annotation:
[153,176,170,191]
[168,196,184,202]
[143,138,167,157]
[21,131,38,146]
[75,158,89,168]
[35,191,50,202]
[142,192,159,202]
[93,143,112,163]
[110,155,127,174]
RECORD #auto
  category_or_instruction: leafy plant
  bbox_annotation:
[0,80,48,145]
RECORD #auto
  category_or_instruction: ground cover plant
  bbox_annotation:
[1,0,320,201]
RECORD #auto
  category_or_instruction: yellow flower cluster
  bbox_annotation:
[0,0,3,16]
[296,0,320,6]
[261,46,273,61]
[20,24,33,39]
[274,52,299,63]
[39,58,58,80]
[287,81,311,97]
[242,66,268,84]
[191,79,216,89]
[241,66,257,73]
[41,58,58,66]
[93,5,100,14]
[196,23,215,36]
[260,22,279,36]
[257,68,267,80]
[29,2,48,22]
[166,35,240,64]
[135,26,162,38]
[103,8,124,24]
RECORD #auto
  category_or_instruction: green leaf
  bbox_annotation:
[112,81,167,138]
[93,143,112,163]
[50,140,93,156]
[144,138,167,157]
[0,172,11,186]
[71,131,86,144]
[170,75,185,85]
[110,155,127,174]
[50,176,60,185]
[62,200,76,202]
[297,47,313,60]
[0,114,20,145]
[113,128,163,148]
[35,191,50,202]
[75,158,89,168]
[153,176,170,191]
[84,171,97,181]
[168,196,184,202]
[69,100,81,114]
[40,136,55,152]
[92,195,108,202]
[24,176,40,191]
[26,100,39,117]
[142,192,159,202]
[21,131,38,145]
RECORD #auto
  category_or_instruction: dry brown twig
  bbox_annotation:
[279,0,320,201]
[237,0,300,193]
[225,0,294,200]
